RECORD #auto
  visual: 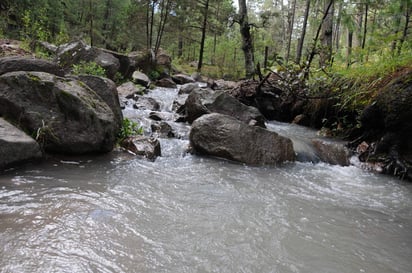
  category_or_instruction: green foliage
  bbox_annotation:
[148,70,161,81]
[117,118,144,142]
[21,9,50,42]
[72,61,106,77]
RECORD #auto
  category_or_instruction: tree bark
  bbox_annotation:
[296,0,311,64]
[197,0,210,72]
[361,3,368,50]
[304,0,333,78]
[347,30,353,68]
[89,0,94,46]
[319,0,334,68]
[398,1,411,55]
[155,0,171,54]
[238,0,255,78]
[334,0,342,51]
[102,0,112,47]
[285,0,297,63]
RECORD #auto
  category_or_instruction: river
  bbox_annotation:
[1,86,412,273]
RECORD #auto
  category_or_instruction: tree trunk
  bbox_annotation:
[397,1,411,55]
[361,3,368,50]
[334,1,342,51]
[285,0,297,63]
[149,1,155,50]
[304,0,333,78]
[197,0,210,72]
[102,0,112,48]
[89,0,94,46]
[238,0,255,78]
[296,0,311,64]
[347,30,353,68]
[212,1,221,65]
[145,1,150,50]
[319,0,334,68]
[155,0,171,54]
[177,32,183,58]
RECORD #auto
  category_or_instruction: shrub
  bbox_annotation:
[72,61,106,77]
[117,118,144,142]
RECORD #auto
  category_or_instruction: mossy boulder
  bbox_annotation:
[0,71,120,154]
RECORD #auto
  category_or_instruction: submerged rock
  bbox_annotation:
[132,96,160,111]
[0,71,120,154]
[190,113,295,165]
[0,117,42,169]
[151,121,174,138]
[311,138,351,166]
[120,136,161,161]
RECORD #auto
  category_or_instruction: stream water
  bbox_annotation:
[1,86,412,273]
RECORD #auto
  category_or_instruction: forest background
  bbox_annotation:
[0,0,410,79]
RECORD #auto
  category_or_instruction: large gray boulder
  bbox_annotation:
[0,56,64,76]
[0,118,42,169]
[190,113,295,165]
[55,40,120,79]
[185,88,266,127]
[78,75,123,129]
[0,71,120,154]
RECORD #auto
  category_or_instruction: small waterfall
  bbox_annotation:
[266,121,350,165]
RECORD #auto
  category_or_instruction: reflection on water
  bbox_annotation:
[1,150,412,273]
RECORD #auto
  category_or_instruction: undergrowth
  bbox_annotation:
[117,118,143,143]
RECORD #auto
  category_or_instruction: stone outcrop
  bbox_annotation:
[0,71,120,154]
[190,113,295,165]
[0,56,64,76]
[0,118,42,169]
[185,87,266,127]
